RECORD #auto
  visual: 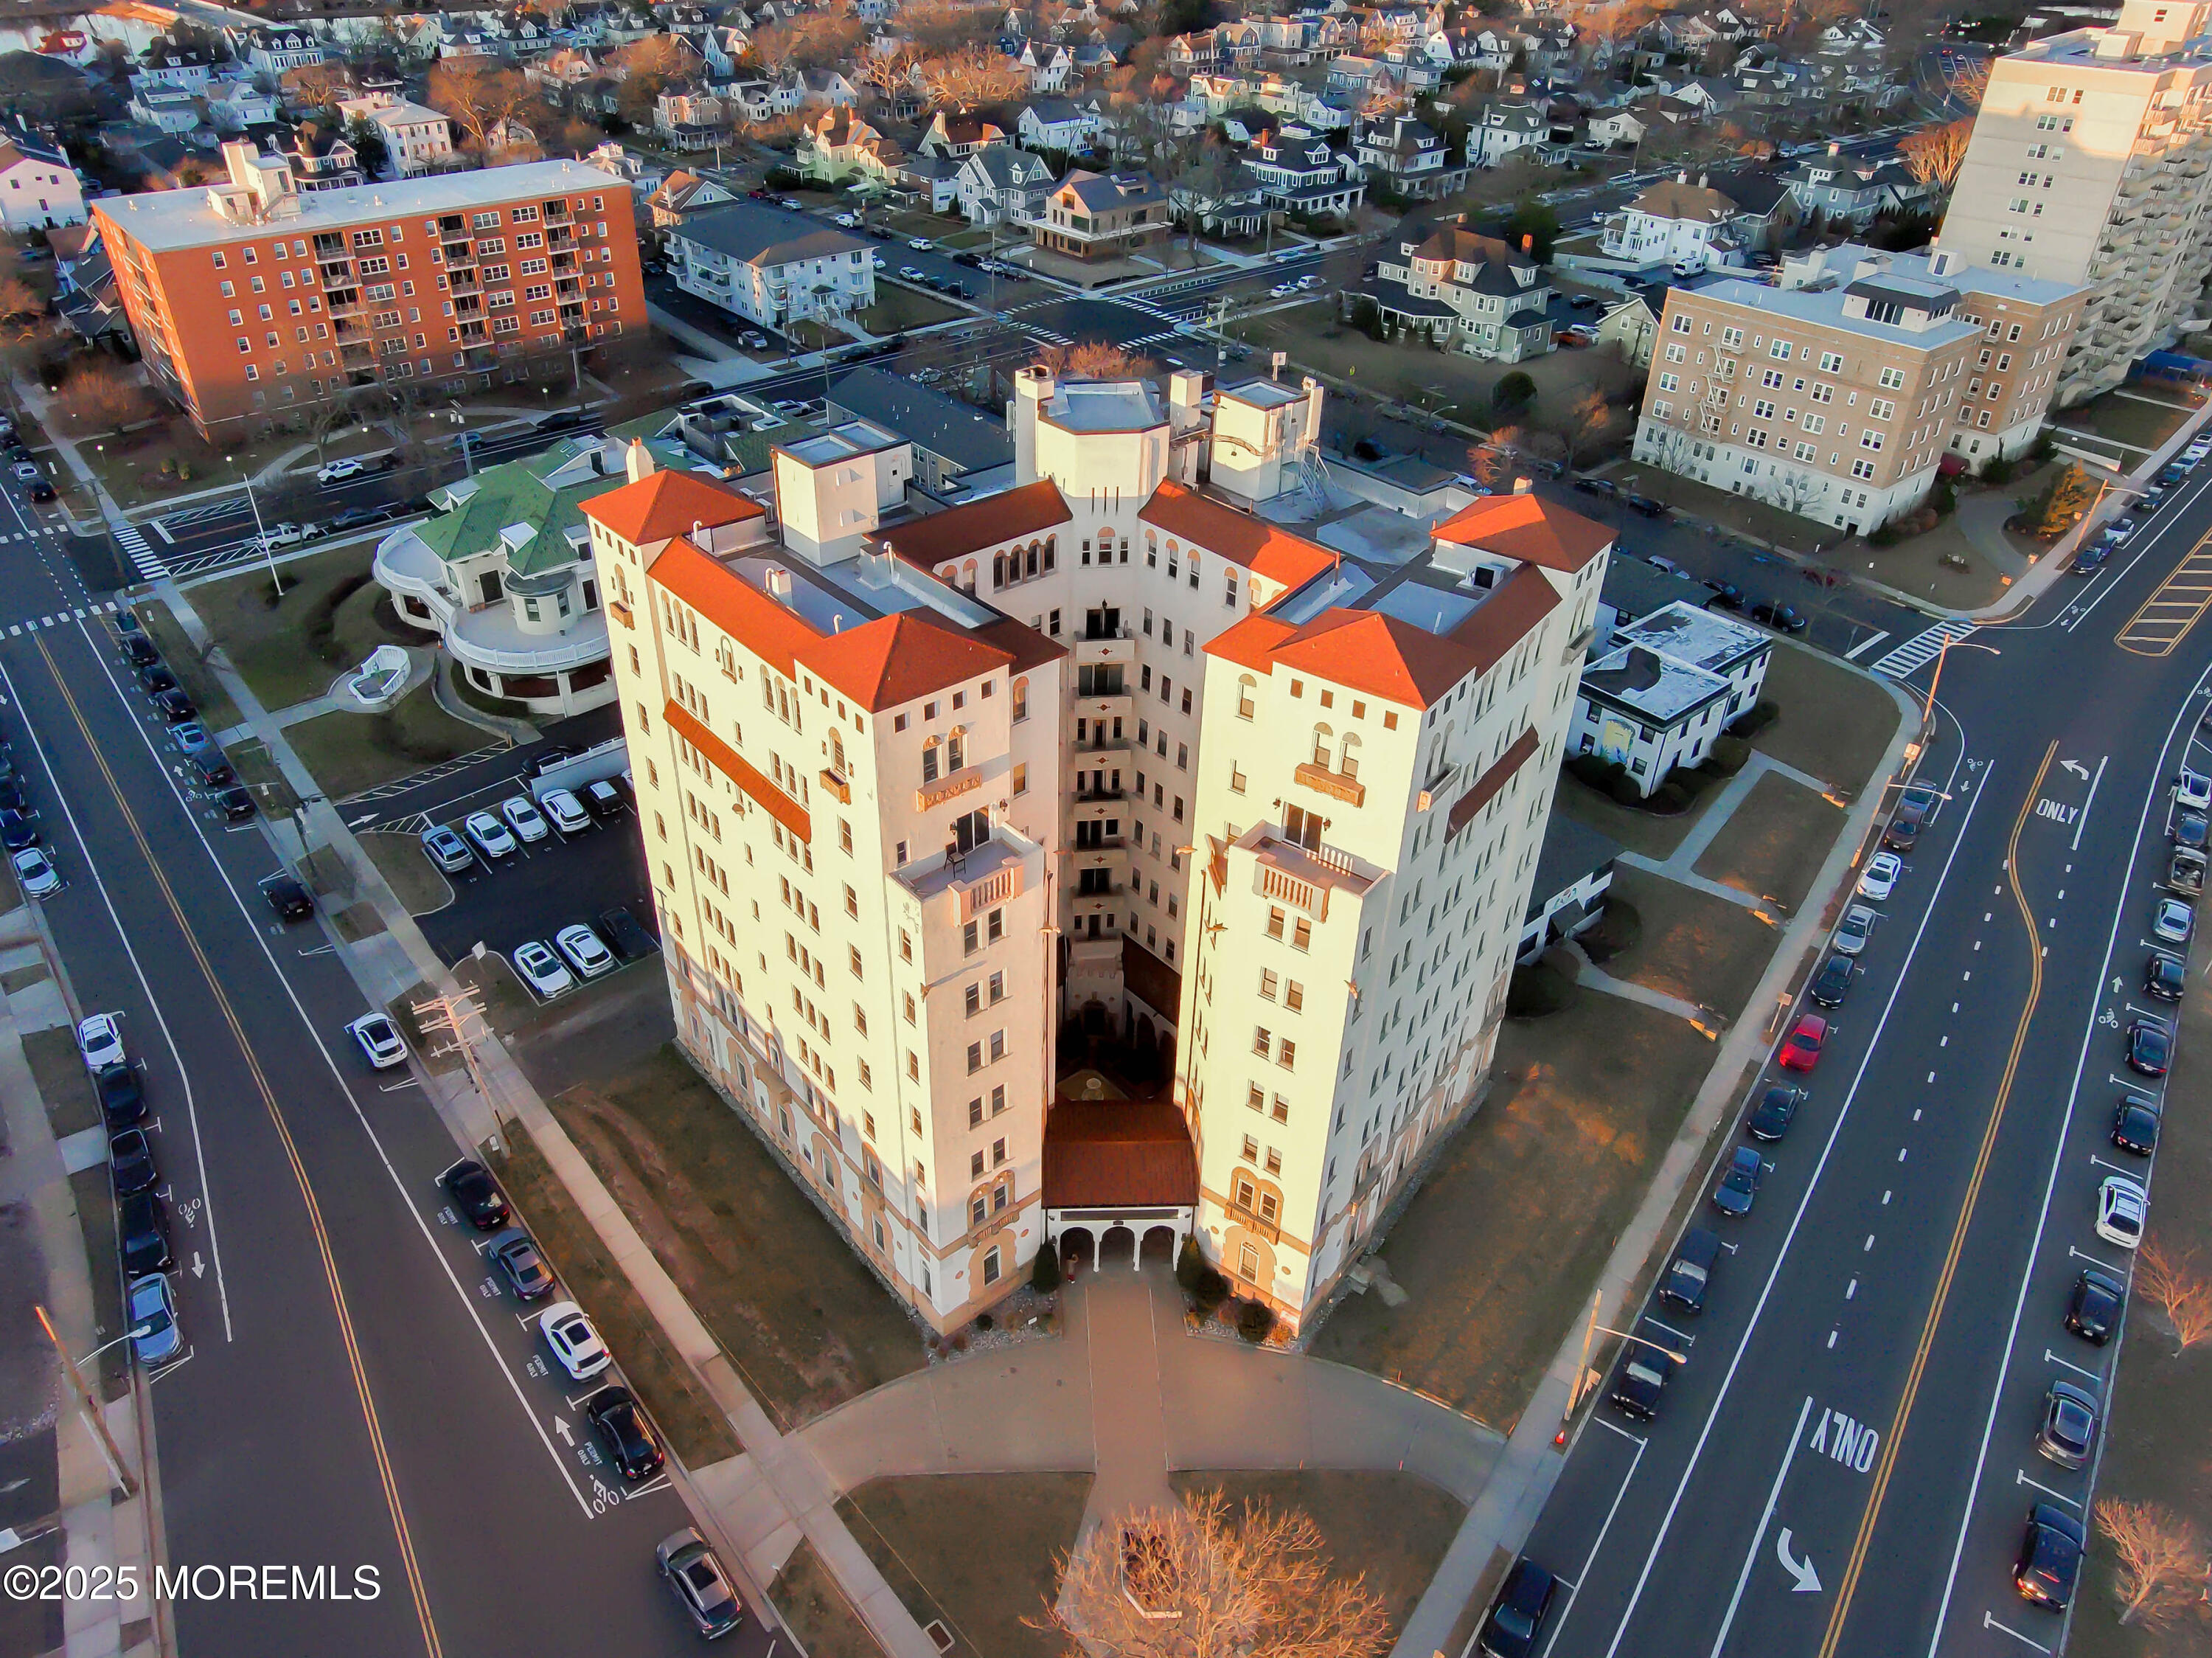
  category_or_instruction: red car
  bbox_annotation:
[1777,1013,1827,1072]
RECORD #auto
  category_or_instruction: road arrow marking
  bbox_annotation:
[2062,760,2090,781]
[554,1417,573,1446]
[190,1252,204,1280]
[1778,1529,1820,1593]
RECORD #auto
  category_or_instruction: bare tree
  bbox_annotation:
[902,2,981,54]
[853,42,919,102]
[1898,118,1973,192]
[1950,56,1990,109]
[1552,386,1617,470]
[283,60,360,114]
[1036,341,1144,378]
[2094,1499,2203,1628]
[1032,1493,1389,1658]
[55,361,153,434]
[426,60,532,155]
[1169,138,1245,246]
[2134,1239,2212,1354]
[916,46,1029,106]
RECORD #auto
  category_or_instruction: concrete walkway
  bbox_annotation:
[1566,946,1708,1024]
[1663,752,1831,875]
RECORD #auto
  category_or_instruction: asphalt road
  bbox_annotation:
[0,465,768,1653]
[1517,449,2212,1658]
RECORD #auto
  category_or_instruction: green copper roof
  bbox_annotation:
[416,430,692,577]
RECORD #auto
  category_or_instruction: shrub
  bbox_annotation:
[1868,522,1902,547]
[1032,1245,1062,1293]
[1506,960,1576,1018]
[762,165,802,190]
[1492,371,1537,418]
[1194,1266,1231,1311]
[1706,734,1753,776]
[1928,479,1957,517]
[1652,777,1696,812]
[1578,897,1641,964]
[1606,771,1644,806]
[1982,456,2017,485]
[2029,432,2056,462]
[1728,700,1779,738]
[1236,1300,1276,1343]
[1175,1235,1206,1292]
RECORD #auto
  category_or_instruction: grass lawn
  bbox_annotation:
[1309,994,1718,1428]
[837,1474,1091,1658]
[546,1043,925,1429]
[484,1128,742,1471]
[285,687,489,801]
[1165,1471,1465,1641]
[1604,463,1836,554]
[1859,514,2032,612]
[358,830,453,917]
[139,601,241,733]
[1602,863,1780,1020]
[1554,766,1708,861]
[80,422,307,513]
[858,288,964,333]
[771,1540,886,1658]
[194,544,415,714]
[2068,930,2212,1658]
[25,1026,97,1138]
[1750,642,1903,795]
[69,1167,129,1402]
[1,962,48,996]
[1692,771,1848,915]
[2069,389,2194,456]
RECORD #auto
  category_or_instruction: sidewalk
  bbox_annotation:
[148,579,940,1658]
[1385,664,1921,1658]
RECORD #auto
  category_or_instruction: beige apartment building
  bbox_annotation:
[588,366,1610,1333]
[1936,0,2212,403]
[1632,246,2082,528]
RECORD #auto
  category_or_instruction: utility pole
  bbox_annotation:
[1562,1288,1602,1423]
[411,988,498,1124]
[35,1305,136,1498]
[238,462,280,599]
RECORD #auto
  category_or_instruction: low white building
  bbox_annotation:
[1569,600,1769,794]
[1600,174,1744,271]
[0,136,83,232]
[338,92,454,176]
[669,201,875,331]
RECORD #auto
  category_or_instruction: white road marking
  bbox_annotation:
[1983,1612,2051,1652]
[2015,1469,2080,1508]
[1709,1395,1816,1655]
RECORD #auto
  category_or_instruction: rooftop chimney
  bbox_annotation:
[1513,476,1534,494]
[1522,232,1533,252]
[765,566,793,603]
[1697,172,1708,188]
[625,437,655,484]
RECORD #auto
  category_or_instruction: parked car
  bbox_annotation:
[217,787,257,822]
[2014,1505,2085,1609]
[125,1272,183,1367]
[1833,905,1877,956]
[2146,950,2187,1002]
[501,794,551,843]
[656,1528,744,1639]
[554,923,616,979]
[1808,954,1853,1008]
[422,822,473,873]
[1475,1556,1556,1658]
[1776,1013,1826,1072]
[512,940,576,999]
[260,873,313,921]
[539,1301,612,1380]
[582,779,627,820]
[1747,1084,1803,1142]
[1624,493,1667,517]
[2152,896,2195,944]
[2112,1092,2161,1155]
[316,458,366,484]
[584,1384,666,1480]
[1712,1145,1764,1215]
[151,689,195,723]
[2169,846,2206,894]
[2178,768,2212,812]
[1749,600,1807,634]
[1,808,41,852]
[464,811,518,859]
[118,1191,171,1276]
[1884,785,1937,852]
[439,1157,509,1230]
[1658,1227,1722,1312]
[490,1227,556,1300]
[539,788,590,836]
[2096,1174,2148,1249]
[192,752,236,789]
[2037,1381,2101,1468]
[78,1012,125,1072]
[347,1012,407,1069]
[2066,1267,2125,1344]
[97,1061,144,1127]
[1610,1339,1672,1419]
[1858,851,1902,900]
[11,844,58,898]
[121,634,158,667]
[599,906,658,962]
[173,721,213,760]
[108,1128,157,1196]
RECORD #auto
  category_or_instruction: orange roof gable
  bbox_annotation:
[1138,482,1337,592]
[581,466,765,547]
[652,536,815,678]
[875,479,1071,568]
[1432,490,1612,574]
[797,612,1014,713]
[1271,609,1476,707]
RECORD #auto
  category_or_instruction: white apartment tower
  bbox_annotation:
[1936,0,2212,402]
[591,372,1610,1333]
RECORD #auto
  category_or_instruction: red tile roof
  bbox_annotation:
[652,536,815,678]
[1446,726,1540,838]
[972,615,1068,676]
[1041,1100,1199,1210]
[580,465,766,547]
[1138,482,1337,591]
[1433,490,1613,573]
[1203,613,1296,675]
[875,479,1071,568]
[801,611,1013,713]
[1447,563,1560,672]
[1272,609,1477,707]
[666,701,812,841]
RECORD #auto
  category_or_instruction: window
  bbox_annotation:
[1819,352,1843,373]
[982,1248,1001,1286]
[1877,367,1906,390]
[1253,1025,1272,1055]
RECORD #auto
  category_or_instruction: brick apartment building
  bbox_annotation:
[96,142,648,437]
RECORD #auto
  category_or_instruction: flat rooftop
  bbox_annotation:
[1043,380,1165,434]
[1220,377,1307,410]
[781,419,902,465]
[1581,642,1731,723]
[1615,600,1768,675]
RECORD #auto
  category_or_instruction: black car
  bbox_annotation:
[192,752,236,789]
[1708,582,1746,611]
[260,874,313,921]
[97,1061,145,1127]
[1574,476,1619,499]
[28,481,54,502]
[536,409,585,433]
[108,1128,157,1196]
[1749,600,1807,634]
[1883,785,1936,854]
[1712,1145,1763,1215]
[584,1384,667,1480]
[121,634,158,667]
[1610,1340,1671,1420]
[1477,1556,1558,1658]
[217,786,257,822]
[135,662,178,696]
[118,1190,173,1275]
[1625,493,1669,518]
[2126,1016,2172,1077]
[1659,1227,1722,1313]
[1747,1084,1803,1142]
[952,251,982,267]
[0,809,38,852]
[2071,541,2107,577]
[2113,1093,2161,1155]
[489,1227,556,1300]
[2014,1504,2085,1609]
[439,1158,510,1230]
[2067,1267,2125,1343]
[598,905,659,962]
[151,689,195,723]
[325,505,393,534]
[524,743,582,779]
[0,776,28,816]
[1807,954,1853,1009]
[2146,950,2187,1001]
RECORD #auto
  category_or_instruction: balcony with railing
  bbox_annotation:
[1293,759,1366,808]
[1242,825,1374,924]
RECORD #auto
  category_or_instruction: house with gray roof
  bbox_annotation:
[1368,219,1554,360]
[824,364,1015,490]
[668,201,875,329]
[1031,170,1169,261]
[1570,598,1770,794]
[957,144,1059,226]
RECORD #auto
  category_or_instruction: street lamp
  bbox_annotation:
[1921,637,1999,730]
[237,459,281,598]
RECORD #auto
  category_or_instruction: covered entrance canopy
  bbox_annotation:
[1041,1098,1199,1269]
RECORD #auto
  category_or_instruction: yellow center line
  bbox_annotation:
[1817,740,2053,1658]
[31,634,442,1658]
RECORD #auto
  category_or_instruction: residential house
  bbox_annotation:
[1571,601,1770,795]
[1600,173,1744,271]
[1371,221,1554,358]
[202,76,280,135]
[647,169,734,227]
[1243,123,1365,221]
[1786,143,1932,228]
[800,69,860,108]
[824,362,1014,490]
[1169,161,1268,237]
[240,27,327,79]
[957,144,1058,226]
[52,221,128,348]
[1020,41,1072,90]
[1596,293,1660,364]
[276,122,365,192]
[728,77,801,124]
[895,153,964,213]
[0,134,83,232]
[1031,169,1169,260]
[669,202,876,330]
[655,85,734,151]
[920,111,1006,157]
[1471,98,1546,167]
[127,83,202,136]
[1018,97,1102,156]
[337,92,453,175]
[798,106,902,184]
[1355,114,1465,200]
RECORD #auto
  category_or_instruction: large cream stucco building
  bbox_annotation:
[585,367,1610,1333]
[1936,0,2212,403]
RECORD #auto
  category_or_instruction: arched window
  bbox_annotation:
[961,558,977,595]
[830,729,847,774]
[1012,676,1029,722]
[921,737,942,784]
[992,552,1007,589]
[1237,674,1256,720]
[947,726,967,771]
[1311,724,1333,769]
[1338,731,1361,780]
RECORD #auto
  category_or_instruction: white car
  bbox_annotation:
[538,788,590,836]
[1833,904,1877,957]
[464,811,518,859]
[2153,896,2195,944]
[834,212,860,227]
[1858,851,1902,901]
[555,923,616,979]
[10,462,38,482]
[316,458,365,484]
[1269,282,1295,297]
[347,1012,408,1069]
[11,844,58,898]
[2096,1174,2148,1249]
[511,940,575,999]
[2106,518,2140,543]
[2179,768,2212,812]
[909,236,933,250]
[500,795,549,843]
[77,1012,125,1072]
[257,522,305,549]
[539,1300,612,1379]
[2187,440,2211,462]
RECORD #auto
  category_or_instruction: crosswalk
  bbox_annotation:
[1868,621,1975,679]
[114,520,170,582]
[5,600,128,638]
